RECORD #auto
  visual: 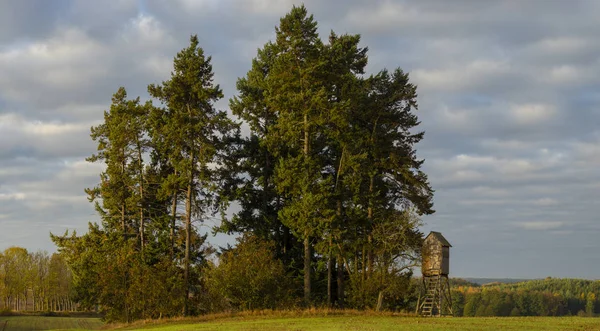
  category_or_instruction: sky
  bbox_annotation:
[1,0,600,279]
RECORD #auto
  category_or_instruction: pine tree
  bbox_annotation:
[85,87,150,242]
[263,6,330,304]
[148,35,237,315]
[229,5,433,306]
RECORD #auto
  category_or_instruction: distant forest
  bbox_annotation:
[449,278,600,317]
[0,247,73,312]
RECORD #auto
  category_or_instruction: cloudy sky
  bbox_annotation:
[1,0,600,279]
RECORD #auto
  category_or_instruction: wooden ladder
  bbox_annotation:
[420,276,441,317]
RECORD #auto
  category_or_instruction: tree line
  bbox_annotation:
[450,278,600,317]
[51,5,433,322]
[0,247,74,312]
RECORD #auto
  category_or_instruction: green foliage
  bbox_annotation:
[205,236,298,311]
[452,278,600,317]
[346,211,422,310]
[0,247,72,312]
[227,4,432,308]
[586,293,595,317]
[52,4,435,322]
[52,227,187,321]
[148,35,238,314]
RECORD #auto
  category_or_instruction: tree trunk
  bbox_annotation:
[337,255,345,308]
[302,108,312,306]
[170,171,178,260]
[367,175,374,278]
[327,243,333,307]
[282,224,289,256]
[122,158,127,236]
[303,233,311,305]
[138,141,145,252]
[376,291,384,312]
[183,167,193,316]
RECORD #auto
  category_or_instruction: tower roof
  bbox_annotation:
[425,231,452,247]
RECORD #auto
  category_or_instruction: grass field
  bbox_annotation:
[0,316,104,331]
[116,315,600,331]
[2,313,599,331]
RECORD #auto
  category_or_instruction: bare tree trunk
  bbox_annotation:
[138,141,145,252]
[303,234,311,305]
[170,184,178,260]
[376,291,384,311]
[367,175,374,279]
[303,111,312,306]
[327,239,333,307]
[122,157,127,236]
[183,165,193,316]
[337,255,345,308]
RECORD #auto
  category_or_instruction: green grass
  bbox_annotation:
[0,316,103,331]
[5,313,598,331]
[116,315,600,331]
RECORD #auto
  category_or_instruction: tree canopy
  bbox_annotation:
[50,5,434,321]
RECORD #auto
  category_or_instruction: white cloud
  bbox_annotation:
[0,114,95,159]
[175,0,220,11]
[0,193,26,201]
[548,65,582,84]
[411,60,511,92]
[533,37,589,55]
[479,139,533,151]
[572,137,600,165]
[123,14,171,47]
[344,1,463,33]
[237,0,299,15]
[0,27,110,102]
[532,198,558,206]
[510,103,556,125]
[516,221,564,231]
[22,121,84,136]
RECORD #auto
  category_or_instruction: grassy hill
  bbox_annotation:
[115,315,599,331]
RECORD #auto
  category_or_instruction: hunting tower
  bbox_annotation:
[417,231,453,317]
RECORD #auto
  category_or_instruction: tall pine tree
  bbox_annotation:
[148,35,237,315]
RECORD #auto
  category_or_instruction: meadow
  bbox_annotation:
[112,313,600,331]
[0,316,103,331]
[1,313,599,331]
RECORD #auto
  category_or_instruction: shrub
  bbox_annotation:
[205,235,298,311]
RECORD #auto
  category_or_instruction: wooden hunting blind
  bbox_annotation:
[417,231,453,317]
[422,231,451,276]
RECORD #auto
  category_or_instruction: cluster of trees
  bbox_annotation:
[450,278,600,317]
[51,5,433,322]
[0,247,74,312]
[219,4,432,312]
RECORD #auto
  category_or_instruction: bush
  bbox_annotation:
[510,307,521,316]
[347,269,414,311]
[0,308,13,316]
[205,235,298,311]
